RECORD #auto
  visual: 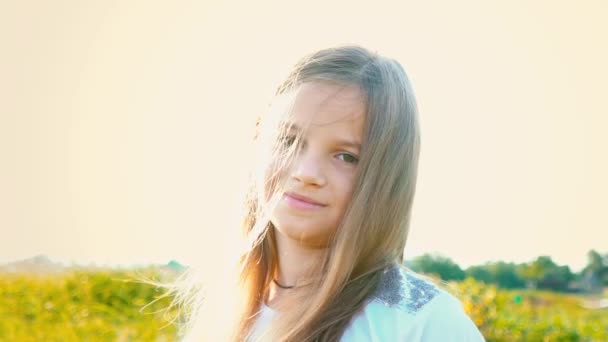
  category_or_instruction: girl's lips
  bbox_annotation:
[283,194,326,210]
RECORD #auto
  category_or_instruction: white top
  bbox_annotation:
[249,266,485,341]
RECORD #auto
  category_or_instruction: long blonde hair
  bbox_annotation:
[175,45,421,341]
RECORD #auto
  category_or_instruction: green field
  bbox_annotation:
[0,268,179,341]
[1,269,606,341]
[450,277,608,341]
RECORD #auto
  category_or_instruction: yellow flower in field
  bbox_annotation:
[463,300,474,314]
[44,301,54,311]
[474,317,484,327]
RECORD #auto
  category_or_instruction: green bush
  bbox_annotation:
[452,277,608,341]
[0,268,179,341]
[1,269,606,341]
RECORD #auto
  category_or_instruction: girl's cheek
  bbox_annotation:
[338,175,356,200]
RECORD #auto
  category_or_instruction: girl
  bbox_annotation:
[175,45,485,341]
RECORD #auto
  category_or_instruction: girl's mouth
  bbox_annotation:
[283,193,326,210]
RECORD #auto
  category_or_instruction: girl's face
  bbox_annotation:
[268,81,366,248]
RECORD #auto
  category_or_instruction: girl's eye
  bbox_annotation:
[337,153,359,164]
[280,136,358,164]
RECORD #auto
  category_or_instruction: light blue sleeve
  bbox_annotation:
[340,292,485,341]
[407,292,486,341]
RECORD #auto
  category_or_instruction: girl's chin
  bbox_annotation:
[272,222,333,245]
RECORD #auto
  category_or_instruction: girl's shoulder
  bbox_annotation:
[341,264,485,341]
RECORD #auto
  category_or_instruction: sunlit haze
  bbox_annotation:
[1,1,606,272]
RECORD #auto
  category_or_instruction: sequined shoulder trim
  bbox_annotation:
[371,264,441,314]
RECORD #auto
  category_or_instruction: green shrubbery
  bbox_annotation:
[1,269,606,341]
[0,268,179,341]
[452,277,608,341]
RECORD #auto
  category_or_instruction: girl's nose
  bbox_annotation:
[291,148,327,187]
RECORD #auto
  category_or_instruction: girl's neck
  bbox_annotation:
[273,230,325,286]
[266,231,326,310]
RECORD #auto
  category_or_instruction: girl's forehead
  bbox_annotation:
[288,82,366,128]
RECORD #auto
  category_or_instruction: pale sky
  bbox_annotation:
[1,1,606,272]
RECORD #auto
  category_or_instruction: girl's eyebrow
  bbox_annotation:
[336,139,361,150]
[287,123,361,150]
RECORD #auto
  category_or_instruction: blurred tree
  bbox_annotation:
[407,251,602,292]
[408,254,466,281]
[489,261,525,289]
[581,249,608,290]
[465,265,493,284]
[538,265,574,291]
[518,256,552,289]
[517,256,574,291]
[465,261,526,289]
